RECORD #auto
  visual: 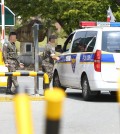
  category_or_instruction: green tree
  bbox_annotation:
[5,0,120,35]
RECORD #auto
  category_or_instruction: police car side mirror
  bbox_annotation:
[55,45,63,53]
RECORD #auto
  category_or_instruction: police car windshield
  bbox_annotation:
[102,31,120,53]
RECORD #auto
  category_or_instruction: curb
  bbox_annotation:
[0,96,45,102]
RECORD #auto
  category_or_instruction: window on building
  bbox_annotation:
[25,43,32,52]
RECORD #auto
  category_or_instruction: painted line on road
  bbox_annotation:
[30,96,45,101]
[0,96,45,102]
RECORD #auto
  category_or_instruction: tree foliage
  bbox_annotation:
[5,0,120,35]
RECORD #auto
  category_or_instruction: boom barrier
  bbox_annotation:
[0,71,44,76]
[0,71,49,93]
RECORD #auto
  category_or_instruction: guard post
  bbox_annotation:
[32,23,40,94]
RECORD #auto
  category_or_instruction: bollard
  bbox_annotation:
[0,49,4,65]
[14,93,34,134]
[43,73,49,90]
[45,88,66,134]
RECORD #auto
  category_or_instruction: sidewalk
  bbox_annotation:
[0,94,45,102]
[0,88,45,102]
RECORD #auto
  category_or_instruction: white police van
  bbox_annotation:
[53,21,120,101]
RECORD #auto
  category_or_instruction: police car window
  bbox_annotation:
[71,31,86,53]
[102,31,120,53]
[84,31,97,52]
[63,33,74,52]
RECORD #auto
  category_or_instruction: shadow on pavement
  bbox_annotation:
[66,91,118,103]
[92,94,117,103]
[66,92,84,101]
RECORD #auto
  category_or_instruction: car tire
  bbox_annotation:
[53,71,66,91]
[82,75,93,101]
[110,91,117,96]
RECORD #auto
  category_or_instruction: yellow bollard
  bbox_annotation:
[0,49,4,65]
[45,88,66,134]
[43,73,49,90]
[14,94,34,134]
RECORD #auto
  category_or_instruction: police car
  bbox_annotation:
[52,21,120,101]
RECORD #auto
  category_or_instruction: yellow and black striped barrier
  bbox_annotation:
[0,71,44,76]
[43,73,50,91]
[45,88,66,134]
[0,71,49,92]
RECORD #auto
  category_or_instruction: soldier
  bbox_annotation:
[42,35,59,87]
[2,32,24,94]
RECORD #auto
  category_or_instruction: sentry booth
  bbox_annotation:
[16,19,46,66]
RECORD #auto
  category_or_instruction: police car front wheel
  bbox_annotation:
[82,75,93,101]
[53,71,66,91]
[82,75,100,101]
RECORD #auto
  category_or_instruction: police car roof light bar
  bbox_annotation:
[80,21,120,28]
[80,21,97,27]
[97,22,110,27]
[110,22,120,27]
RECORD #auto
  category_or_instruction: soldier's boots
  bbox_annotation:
[6,88,11,94]
[6,86,18,95]
[6,88,15,95]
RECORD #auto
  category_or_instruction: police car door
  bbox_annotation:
[101,31,120,83]
[70,31,86,88]
[59,33,75,86]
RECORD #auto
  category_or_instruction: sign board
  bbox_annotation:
[0,3,15,26]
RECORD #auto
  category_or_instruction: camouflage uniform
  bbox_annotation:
[42,43,55,82]
[2,41,20,92]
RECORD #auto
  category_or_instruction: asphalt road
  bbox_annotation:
[0,77,119,134]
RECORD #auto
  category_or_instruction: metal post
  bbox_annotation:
[1,0,5,46]
[33,23,39,94]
